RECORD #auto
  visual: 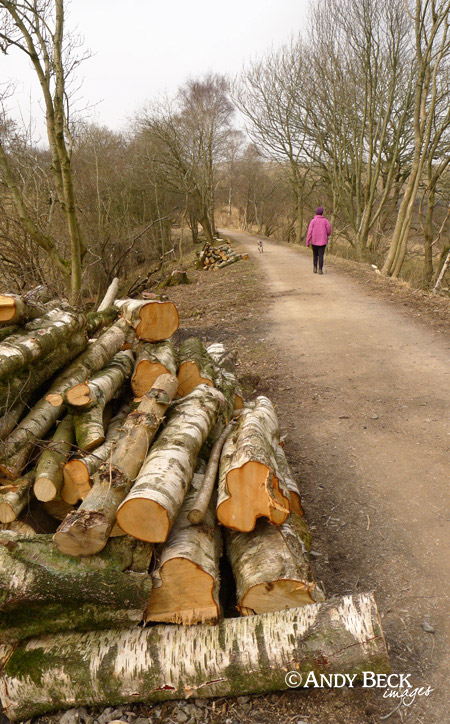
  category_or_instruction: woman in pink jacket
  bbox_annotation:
[306,207,332,274]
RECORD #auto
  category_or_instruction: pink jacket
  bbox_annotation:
[306,215,332,246]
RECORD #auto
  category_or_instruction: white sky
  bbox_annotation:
[1,0,310,141]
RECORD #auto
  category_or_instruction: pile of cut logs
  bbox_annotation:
[196,239,248,271]
[0,288,389,720]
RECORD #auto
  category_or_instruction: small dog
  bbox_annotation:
[257,240,263,253]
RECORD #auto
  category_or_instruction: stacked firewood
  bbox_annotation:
[0,289,390,720]
[196,239,249,271]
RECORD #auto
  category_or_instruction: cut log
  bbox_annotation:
[115,298,179,341]
[0,592,389,720]
[97,277,120,311]
[0,326,20,343]
[0,401,27,441]
[33,415,74,502]
[0,293,49,326]
[43,499,74,521]
[206,342,244,410]
[176,337,216,397]
[61,405,130,504]
[0,520,35,535]
[275,445,303,516]
[0,319,131,479]
[0,473,34,523]
[145,471,222,625]
[54,374,179,556]
[85,306,118,335]
[131,340,177,398]
[226,511,323,616]
[0,532,153,644]
[116,385,226,543]
[188,420,236,525]
[0,308,86,382]
[217,397,290,532]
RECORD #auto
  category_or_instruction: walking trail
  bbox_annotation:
[224,229,450,722]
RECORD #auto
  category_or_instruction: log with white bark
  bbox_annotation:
[207,342,244,410]
[0,473,34,523]
[217,397,290,531]
[0,319,131,479]
[188,419,236,525]
[275,444,303,516]
[61,405,130,504]
[33,414,74,502]
[54,374,179,556]
[0,400,27,441]
[0,293,51,326]
[0,532,153,644]
[115,298,179,341]
[131,340,177,398]
[116,385,226,543]
[226,511,323,616]
[85,306,118,335]
[97,277,120,311]
[69,350,134,451]
[0,592,389,720]
[145,470,222,625]
[0,308,86,382]
[176,337,216,397]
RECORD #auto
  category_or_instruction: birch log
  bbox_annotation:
[116,385,226,543]
[85,306,118,335]
[33,415,74,502]
[177,338,216,397]
[0,593,389,720]
[0,293,50,326]
[131,340,177,398]
[115,298,179,341]
[0,532,153,643]
[54,374,178,556]
[0,473,34,523]
[207,342,244,410]
[226,512,323,616]
[97,277,120,311]
[217,397,290,532]
[0,401,27,441]
[0,319,131,479]
[275,445,303,516]
[61,406,130,504]
[145,471,222,625]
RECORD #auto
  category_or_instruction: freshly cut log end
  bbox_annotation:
[0,475,33,523]
[33,477,58,503]
[217,460,290,532]
[177,360,215,397]
[116,498,169,543]
[290,492,304,517]
[0,295,16,322]
[132,361,170,398]
[115,299,179,341]
[234,393,244,410]
[239,578,315,616]
[131,341,177,399]
[144,557,219,625]
[66,382,91,407]
[53,509,112,556]
[62,459,91,503]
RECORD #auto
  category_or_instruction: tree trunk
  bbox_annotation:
[0,474,34,523]
[0,319,131,479]
[114,299,179,341]
[54,374,179,556]
[206,342,244,410]
[33,414,74,502]
[61,405,130,504]
[217,397,290,532]
[131,341,177,399]
[177,338,216,397]
[145,471,222,625]
[0,592,389,720]
[226,511,323,616]
[275,445,303,516]
[116,385,226,543]
[0,294,48,326]
[85,306,119,336]
[0,532,153,644]
[97,278,120,312]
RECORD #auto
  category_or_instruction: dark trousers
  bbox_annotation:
[312,244,325,270]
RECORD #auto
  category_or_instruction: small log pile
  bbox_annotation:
[196,238,249,271]
[0,290,389,719]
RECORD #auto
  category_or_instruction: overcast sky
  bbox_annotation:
[1,0,310,140]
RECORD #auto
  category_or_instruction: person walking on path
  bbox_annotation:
[306,207,331,274]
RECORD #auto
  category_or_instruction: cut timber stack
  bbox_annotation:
[196,239,249,271]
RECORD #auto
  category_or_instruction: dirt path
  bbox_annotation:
[223,230,450,722]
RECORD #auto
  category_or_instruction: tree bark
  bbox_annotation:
[145,471,222,625]
[131,340,177,399]
[206,342,244,410]
[0,401,27,441]
[0,294,49,326]
[0,320,131,479]
[116,385,226,543]
[0,532,153,644]
[177,338,216,397]
[33,414,74,502]
[226,511,323,616]
[54,374,179,556]
[217,397,290,531]
[85,307,119,336]
[275,445,303,516]
[0,473,34,524]
[97,278,120,312]
[0,592,389,720]
[115,299,179,341]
